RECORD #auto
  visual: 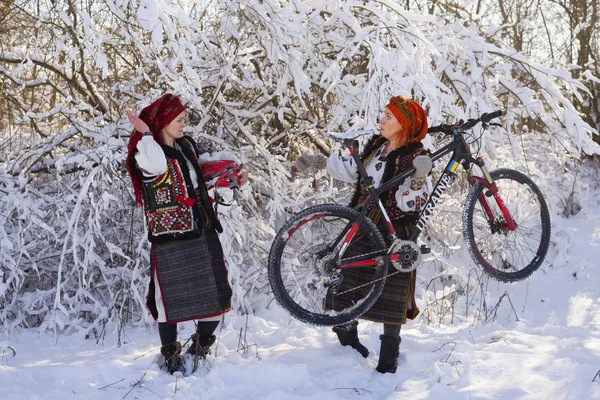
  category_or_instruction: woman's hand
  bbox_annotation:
[295,153,327,172]
[126,110,150,134]
[237,164,249,186]
[412,155,432,179]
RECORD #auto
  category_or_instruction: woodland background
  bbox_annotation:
[0,0,599,338]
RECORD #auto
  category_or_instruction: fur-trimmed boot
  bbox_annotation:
[161,341,186,375]
[332,320,369,358]
[188,334,216,359]
[375,335,401,373]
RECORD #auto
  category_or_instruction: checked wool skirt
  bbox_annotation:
[324,218,419,326]
[146,227,232,323]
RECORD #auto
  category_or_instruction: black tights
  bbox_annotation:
[383,324,401,338]
[335,321,401,338]
[158,321,221,347]
[158,322,178,347]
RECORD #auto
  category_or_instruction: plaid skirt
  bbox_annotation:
[146,227,232,323]
[324,216,419,325]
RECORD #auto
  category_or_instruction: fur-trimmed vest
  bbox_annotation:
[134,136,223,243]
[349,136,429,230]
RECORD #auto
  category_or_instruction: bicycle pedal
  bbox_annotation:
[420,245,431,254]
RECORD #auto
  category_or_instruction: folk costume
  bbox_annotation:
[325,96,429,373]
[126,94,232,374]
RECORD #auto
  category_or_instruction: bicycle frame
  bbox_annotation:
[334,128,517,269]
[268,109,550,327]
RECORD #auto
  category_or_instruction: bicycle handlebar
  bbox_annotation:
[481,110,503,123]
[427,110,503,135]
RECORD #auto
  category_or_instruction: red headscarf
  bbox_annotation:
[126,94,185,206]
[386,96,428,142]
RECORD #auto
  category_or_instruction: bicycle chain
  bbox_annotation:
[334,250,403,295]
[336,269,402,295]
[334,242,421,295]
[340,249,385,264]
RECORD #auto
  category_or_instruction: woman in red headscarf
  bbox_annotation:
[296,96,431,374]
[125,94,247,375]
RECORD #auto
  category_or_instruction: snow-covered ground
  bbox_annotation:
[1,201,599,400]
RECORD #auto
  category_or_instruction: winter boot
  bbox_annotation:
[160,341,186,375]
[375,334,401,373]
[188,334,216,359]
[332,320,369,358]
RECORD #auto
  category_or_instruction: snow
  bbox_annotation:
[1,204,599,400]
[2,0,600,398]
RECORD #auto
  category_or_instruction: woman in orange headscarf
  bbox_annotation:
[299,96,430,374]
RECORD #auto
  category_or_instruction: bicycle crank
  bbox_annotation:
[388,239,422,272]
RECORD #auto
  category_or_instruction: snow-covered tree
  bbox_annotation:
[0,0,598,335]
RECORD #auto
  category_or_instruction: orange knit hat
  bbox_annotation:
[386,96,428,142]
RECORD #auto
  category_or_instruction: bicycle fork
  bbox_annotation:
[468,158,517,232]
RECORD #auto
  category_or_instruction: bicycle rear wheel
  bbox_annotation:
[463,168,551,282]
[268,204,387,326]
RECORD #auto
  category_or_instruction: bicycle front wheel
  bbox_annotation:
[463,168,551,282]
[268,204,387,326]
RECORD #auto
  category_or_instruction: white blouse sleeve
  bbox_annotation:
[395,178,430,212]
[134,136,167,177]
[326,154,358,183]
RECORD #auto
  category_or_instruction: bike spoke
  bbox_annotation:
[269,204,388,325]
[465,169,550,281]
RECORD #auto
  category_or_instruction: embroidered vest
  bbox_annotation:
[139,136,222,243]
[142,157,197,239]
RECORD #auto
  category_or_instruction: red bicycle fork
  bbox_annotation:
[470,166,517,232]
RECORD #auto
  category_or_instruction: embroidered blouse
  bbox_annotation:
[326,139,429,214]
[327,142,388,187]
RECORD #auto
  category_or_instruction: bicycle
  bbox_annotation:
[267,111,551,326]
